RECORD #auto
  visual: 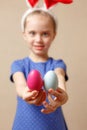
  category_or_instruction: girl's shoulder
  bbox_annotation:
[10,57,30,73]
[49,57,68,81]
[11,57,29,65]
[10,57,30,82]
[49,57,66,66]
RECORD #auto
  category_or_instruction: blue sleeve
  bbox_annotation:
[10,60,24,82]
[53,59,68,81]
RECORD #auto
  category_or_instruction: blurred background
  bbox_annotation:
[0,0,87,130]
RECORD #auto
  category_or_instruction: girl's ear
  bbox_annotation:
[52,31,57,41]
[22,32,27,41]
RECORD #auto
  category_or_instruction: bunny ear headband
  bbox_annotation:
[21,0,73,32]
[26,0,73,8]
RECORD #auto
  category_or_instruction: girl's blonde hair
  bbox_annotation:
[21,9,57,33]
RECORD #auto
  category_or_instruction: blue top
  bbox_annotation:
[10,57,68,130]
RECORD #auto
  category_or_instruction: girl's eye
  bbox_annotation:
[42,32,49,37]
[28,31,36,36]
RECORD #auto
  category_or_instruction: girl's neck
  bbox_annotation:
[29,53,49,63]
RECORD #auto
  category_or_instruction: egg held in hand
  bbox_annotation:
[27,70,43,91]
[44,71,58,91]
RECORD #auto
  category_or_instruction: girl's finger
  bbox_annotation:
[41,108,53,114]
[48,89,62,98]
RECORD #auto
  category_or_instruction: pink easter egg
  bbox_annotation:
[27,70,43,91]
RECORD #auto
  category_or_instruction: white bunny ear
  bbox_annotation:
[26,0,39,7]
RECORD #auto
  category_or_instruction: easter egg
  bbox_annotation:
[44,71,58,90]
[27,70,43,91]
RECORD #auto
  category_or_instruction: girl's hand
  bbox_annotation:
[41,87,68,114]
[22,87,46,106]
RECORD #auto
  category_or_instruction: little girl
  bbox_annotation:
[10,9,68,130]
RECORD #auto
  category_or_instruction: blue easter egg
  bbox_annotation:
[44,71,58,90]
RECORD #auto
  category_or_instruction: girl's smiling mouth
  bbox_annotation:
[34,45,45,50]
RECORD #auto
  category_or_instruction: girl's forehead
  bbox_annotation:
[25,15,55,33]
[26,15,53,27]
[26,14,51,22]
[26,14,53,26]
[24,12,57,32]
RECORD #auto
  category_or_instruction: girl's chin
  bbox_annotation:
[34,48,44,52]
[34,50,45,56]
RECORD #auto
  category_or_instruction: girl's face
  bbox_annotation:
[23,14,56,57]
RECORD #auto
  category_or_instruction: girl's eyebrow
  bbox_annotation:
[27,30,50,32]
[42,30,51,32]
[28,30,35,32]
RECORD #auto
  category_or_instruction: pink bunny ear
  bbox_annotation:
[26,0,39,7]
[44,0,73,9]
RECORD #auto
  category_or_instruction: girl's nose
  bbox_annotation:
[35,34,42,42]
